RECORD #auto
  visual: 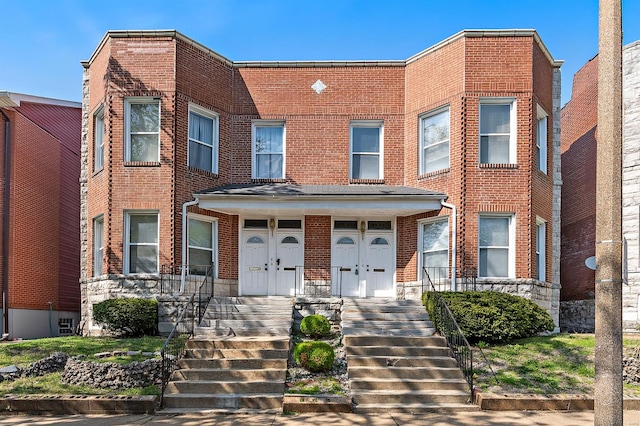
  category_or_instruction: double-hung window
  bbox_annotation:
[421,218,449,283]
[252,121,285,179]
[351,121,383,179]
[479,99,516,164]
[536,219,546,282]
[93,216,104,277]
[479,215,514,278]
[93,107,104,171]
[420,107,449,174]
[188,215,217,275]
[188,104,218,173]
[124,212,159,274]
[537,106,548,174]
[125,98,160,162]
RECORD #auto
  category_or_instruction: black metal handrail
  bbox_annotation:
[421,266,478,293]
[160,264,215,294]
[422,267,474,398]
[197,263,215,324]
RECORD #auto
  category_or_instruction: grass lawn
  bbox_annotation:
[0,336,164,396]
[474,333,640,396]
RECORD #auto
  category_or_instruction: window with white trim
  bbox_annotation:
[536,219,546,282]
[252,121,285,179]
[188,215,217,275]
[537,106,548,174]
[124,211,159,274]
[421,218,449,271]
[479,99,516,164]
[478,215,514,278]
[420,107,449,174]
[93,216,104,277]
[188,104,218,173]
[351,121,383,179]
[94,107,104,171]
[125,98,160,162]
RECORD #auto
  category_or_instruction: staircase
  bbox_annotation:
[342,298,475,413]
[161,297,292,413]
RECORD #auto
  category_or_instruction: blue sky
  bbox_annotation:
[1,0,638,106]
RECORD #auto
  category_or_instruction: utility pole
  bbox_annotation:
[594,0,623,424]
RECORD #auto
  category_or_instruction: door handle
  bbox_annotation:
[265,263,268,271]
[276,258,280,266]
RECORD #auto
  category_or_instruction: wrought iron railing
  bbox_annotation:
[197,263,215,324]
[422,267,474,398]
[294,265,344,297]
[160,263,215,294]
[421,267,477,293]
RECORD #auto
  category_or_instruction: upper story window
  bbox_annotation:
[125,98,160,162]
[93,106,104,171]
[479,99,516,164]
[188,104,219,174]
[351,121,383,180]
[478,214,514,278]
[537,106,548,174]
[124,211,159,274]
[252,121,285,179]
[420,107,449,174]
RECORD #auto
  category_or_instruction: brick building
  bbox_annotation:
[80,29,562,334]
[560,41,640,331]
[0,92,81,339]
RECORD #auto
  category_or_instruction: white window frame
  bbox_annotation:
[93,106,104,171]
[419,106,450,174]
[418,217,450,278]
[188,103,219,174]
[536,218,546,282]
[479,98,517,164]
[124,211,159,274]
[350,120,384,179]
[478,214,515,279]
[187,213,219,277]
[93,215,104,277]
[124,97,160,162]
[251,120,286,179]
[537,105,548,174]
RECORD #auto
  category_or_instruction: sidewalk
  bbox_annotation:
[0,411,640,426]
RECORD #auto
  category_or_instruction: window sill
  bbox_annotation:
[188,166,218,178]
[418,168,450,180]
[124,161,161,167]
[252,178,287,183]
[478,163,518,169]
[92,168,104,178]
[349,179,385,184]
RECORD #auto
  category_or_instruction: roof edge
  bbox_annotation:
[0,92,81,109]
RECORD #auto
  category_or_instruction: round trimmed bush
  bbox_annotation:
[299,314,331,338]
[293,341,335,372]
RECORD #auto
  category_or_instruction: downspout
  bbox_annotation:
[180,198,199,294]
[1,109,10,335]
[440,200,457,291]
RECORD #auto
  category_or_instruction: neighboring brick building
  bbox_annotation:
[560,41,640,331]
[0,92,81,339]
[80,29,562,334]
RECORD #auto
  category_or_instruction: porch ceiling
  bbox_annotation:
[194,184,446,216]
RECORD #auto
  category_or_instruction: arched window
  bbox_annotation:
[337,236,355,245]
[281,236,299,244]
[371,237,389,245]
[247,236,265,244]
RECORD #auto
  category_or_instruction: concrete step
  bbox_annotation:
[343,335,447,347]
[165,380,285,395]
[203,312,292,321]
[352,389,470,405]
[183,348,289,360]
[349,378,469,391]
[347,366,463,380]
[352,402,478,413]
[178,358,287,370]
[342,327,436,337]
[194,327,291,337]
[161,393,284,410]
[346,355,458,368]
[341,320,433,329]
[187,336,289,350]
[199,319,292,328]
[171,368,286,382]
[341,312,429,321]
[342,298,424,306]
[345,345,452,357]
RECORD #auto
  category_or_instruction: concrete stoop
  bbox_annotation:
[342,298,476,413]
[160,297,293,413]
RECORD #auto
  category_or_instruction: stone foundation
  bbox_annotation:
[293,297,343,332]
[560,299,596,333]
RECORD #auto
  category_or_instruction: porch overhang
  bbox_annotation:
[194,184,446,216]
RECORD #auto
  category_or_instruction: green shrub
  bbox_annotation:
[422,291,554,344]
[93,298,158,337]
[293,341,335,372]
[299,314,331,338]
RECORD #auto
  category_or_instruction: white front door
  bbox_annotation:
[332,234,361,297]
[275,232,303,296]
[242,233,269,295]
[365,235,395,297]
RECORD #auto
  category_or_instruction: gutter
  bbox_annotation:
[440,200,457,291]
[180,198,199,294]
[1,109,10,336]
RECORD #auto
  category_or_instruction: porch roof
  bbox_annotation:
[194,184,446,216]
